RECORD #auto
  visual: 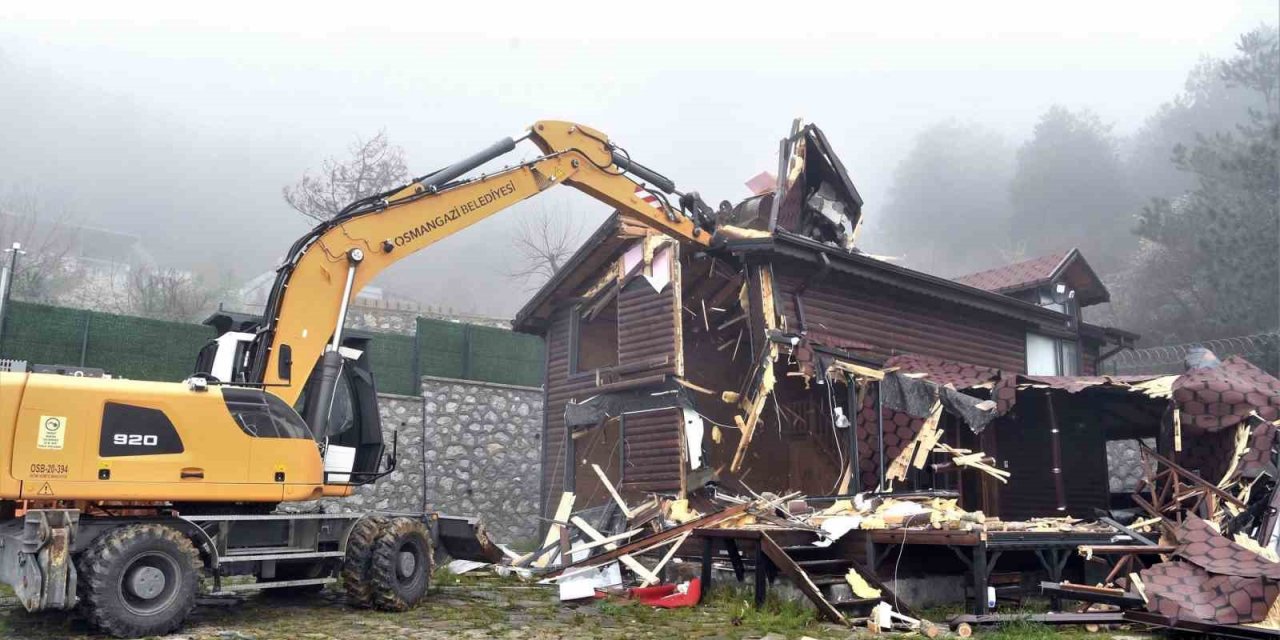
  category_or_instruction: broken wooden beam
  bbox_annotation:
[1040,581,1146,608]
[534,492,576,568]
[951,612,1125,627]
[758,532,847,625]
[569,515,660,584]
[641,531,691,587]
[591,464,633,519]
[931,457,995,472]
[1078,544,1175,555]
[543,504,749,579]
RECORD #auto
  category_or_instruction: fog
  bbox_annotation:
[0,2,1273,318]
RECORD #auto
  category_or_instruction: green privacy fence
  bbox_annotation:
[368,318,546,395]
[0,301,214,381]
[0,302,544,393]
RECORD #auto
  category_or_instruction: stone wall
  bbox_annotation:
[345,305,515,335]
[297,393,427,515]
[347,306,420,335]
[299,382,544,547]
[1108,438,1155,493]
[420,377,544,545]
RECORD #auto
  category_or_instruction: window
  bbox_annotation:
[223,387,313,440]
[571,299,619,373]
[320,369,357,439]
[1037,288,1067,314]
[265,392,314,439]
[1059,340,1078,376]
[1026,333,1079,376]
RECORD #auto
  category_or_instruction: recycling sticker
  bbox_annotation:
[37,415,66,450]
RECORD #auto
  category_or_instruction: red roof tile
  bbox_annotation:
[952,250,1072,293]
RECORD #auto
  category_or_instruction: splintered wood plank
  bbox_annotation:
[757,532,847,624]
[534,492,575,568]
[730,344,778,473]
[640,532,690,587]
[568,528,644,555]
[570,516,659,584]
[544,503,750,579]
[591,464,632,519]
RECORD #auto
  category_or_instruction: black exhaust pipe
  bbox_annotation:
[303,350,343,439]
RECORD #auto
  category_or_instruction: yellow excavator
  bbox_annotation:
[0,121,716,637]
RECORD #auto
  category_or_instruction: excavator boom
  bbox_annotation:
[248,121,713,409]
[0,120,721,635]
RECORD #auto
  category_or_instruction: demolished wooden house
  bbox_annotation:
[513,121,1136,527]
[502,121,1280,632]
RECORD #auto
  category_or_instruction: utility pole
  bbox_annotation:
[0,242,26,355]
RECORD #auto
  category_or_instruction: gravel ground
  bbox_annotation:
[0,574,1160,640]
[0,573,854,640]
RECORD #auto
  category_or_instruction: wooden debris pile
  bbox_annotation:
[1045,412,1280,639]
[455,483,953,634]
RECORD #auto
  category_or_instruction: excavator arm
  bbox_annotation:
[246,121,715,426]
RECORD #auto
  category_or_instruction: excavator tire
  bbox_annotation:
[369,517,433,611]
[75,523,202,639]
[341,515,387,607]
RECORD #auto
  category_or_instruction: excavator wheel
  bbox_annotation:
[341,515,387,607]
[369,517,433,611]
[75,523,202,638]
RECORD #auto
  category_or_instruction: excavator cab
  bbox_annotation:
[292,336,388,485]
[197,312,387,486]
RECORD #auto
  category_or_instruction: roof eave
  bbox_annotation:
[512,215,622,334]
[726,232,1070,326]
[989,248,1111,307]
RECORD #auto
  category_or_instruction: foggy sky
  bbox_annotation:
[0,1,1273,317]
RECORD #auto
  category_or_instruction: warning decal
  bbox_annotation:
[36,482,53,496]
[37,415,67,450]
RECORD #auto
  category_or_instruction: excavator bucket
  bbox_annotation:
[717,121,864,250]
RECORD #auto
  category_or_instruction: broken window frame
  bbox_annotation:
[568,298,620,376]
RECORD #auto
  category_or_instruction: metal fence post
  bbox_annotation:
[0,242,25,354]
[411,318,422,395]
[79,312,91,366]
[461,324,473,380]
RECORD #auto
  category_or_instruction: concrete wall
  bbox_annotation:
[292,381,544,547]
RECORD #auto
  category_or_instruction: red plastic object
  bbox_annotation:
[627,578,701,608]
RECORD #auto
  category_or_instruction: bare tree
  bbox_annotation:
[122,267,221,322]
[506,207,589,288]
[283,130,410,223]
[0,187,81,303]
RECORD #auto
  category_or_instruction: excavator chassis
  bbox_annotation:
[0,509,80,611]
[0,507,445,637]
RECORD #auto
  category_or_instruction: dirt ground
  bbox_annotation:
[0,573,1158,640]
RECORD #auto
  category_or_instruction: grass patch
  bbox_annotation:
[431,565,457,587]
[504,536,542,553]
[3,571,1155,640]
[582,582,844,639]
[703,585,825,636]
[916,599,1158,640]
